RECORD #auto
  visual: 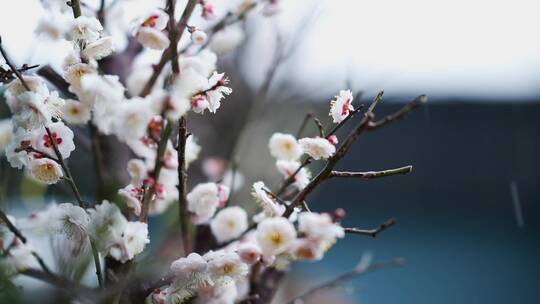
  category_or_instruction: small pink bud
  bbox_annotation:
[327,135,338,145]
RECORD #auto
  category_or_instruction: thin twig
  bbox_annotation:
[177,116,191,255]
[296,113,314,138]
[287,258,404,304]
[368,95,428,130]
[139,0,199,96]
[139,120,174,222]
[0,210,27,243]
[330,165,412,179]
[67,0,82,18]
[283,93,425,217]
[0,36,30,90]
[344,218,397,237]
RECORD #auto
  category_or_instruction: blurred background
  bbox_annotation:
[1,0,539,303]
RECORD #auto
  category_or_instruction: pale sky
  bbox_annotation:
[1,0,539,101]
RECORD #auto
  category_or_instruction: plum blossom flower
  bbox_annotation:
[255,217,296,257]
[33,121,75,160]
[27,158,63,184]
[299,137,336,160]
[108,221,150,263]
[5,128,34,169]
[69,16,103,43]
[210,206,248,243]
[268,133,302,161]
[187,182,230,224]
[82,36,115,60]
[85,201,149,262]
[288,238,324,261]
[118,184,144,216]
[298,212,344,243]
[64,63,97,96]
[87,200,128,251]
[170,252,212,287]
[61,99,91,125]
[49,203,90,241]
[112,97,156,142]
[237,243,262,265]
[329,89,354,123]
[136,27,170,50]
[206,251,248,283]
[205,72,232,113]
[191,29,208,45]
[252,181,285,217]
[275,160,311,190]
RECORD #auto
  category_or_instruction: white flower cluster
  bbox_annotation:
[0,1,366,302]
[1,201,149,272]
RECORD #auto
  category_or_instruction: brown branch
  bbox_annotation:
[330,165,412,179]
[167,0,180,75]
[287,258,404,304]
[67,0,82,18]
[344,218,397,237]
[295,113,314,138]
[139,0,199,96]
[368,95,428,130]
[177,116,191,255]
[139,120,174,222]
[283,93,424,218]
[0,36,30,90]
[0,210,26,243]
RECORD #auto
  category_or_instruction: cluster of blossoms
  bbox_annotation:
[0,0,419,303]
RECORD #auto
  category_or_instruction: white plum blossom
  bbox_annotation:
[28,158,64,184]
[187,183,230,224]
[49,203,90,241]
[87,200,128,252]
[268,133,302,161]
[276,160,311,190]
[107,221,149,263]
[5,128,34,169]
[10,91,62,131]
[252,181,285,217]
[69,16,103,43]
[118,184,144,216]
[33,121,75,160]
[237,242,262,265]
[61,99,91,124]
[210,206,248,243]
[206,251,248,283]
[82,36,115,60]
[206,72,232,113]
[197,280,238,304]
[85,201,149,263]
[288,238,324,261]
[185,135,202,167]
[113,97,156,142]
[191,29,208,45]
[170,252,211,287]
[136,27,170,50]
[256,217,297,257]
[64,63,97,96]
[180,50,217,78]
[299,137,336,160]
[329,89,354,123]
[298,212,344,244]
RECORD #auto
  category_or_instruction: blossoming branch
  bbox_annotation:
[0,0,426,303]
